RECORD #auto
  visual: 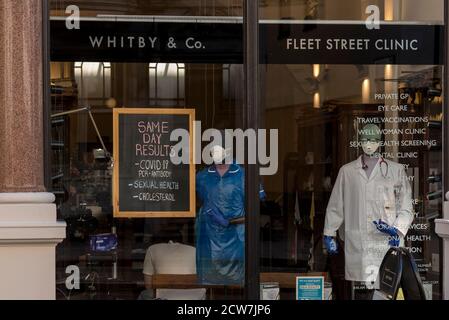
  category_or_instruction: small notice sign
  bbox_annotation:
[296,276,324,300]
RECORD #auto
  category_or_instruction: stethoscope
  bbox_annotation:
[361,153,389,179]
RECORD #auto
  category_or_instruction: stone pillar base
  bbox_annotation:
[0,193,66,300]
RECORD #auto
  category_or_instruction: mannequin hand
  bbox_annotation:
[324,236,338,255]
[388,235,400,247]
[373,219,398,237]
[204,204,229,227]
[373,220,400,247]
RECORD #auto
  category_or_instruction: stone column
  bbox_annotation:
[0,0,65,299]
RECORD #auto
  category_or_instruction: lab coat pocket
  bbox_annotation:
[345,230,363,255]
[381,185,396,224]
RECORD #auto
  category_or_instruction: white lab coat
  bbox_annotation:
[323,156,414,282]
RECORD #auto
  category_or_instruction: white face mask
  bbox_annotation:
[211,145,230,164]
[361,140,380,155]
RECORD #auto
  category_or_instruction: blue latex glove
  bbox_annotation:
[205,203,230,228]
[373,219,400,247]
[324,236,338,255]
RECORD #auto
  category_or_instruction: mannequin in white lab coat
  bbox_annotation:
[323,124,414,300]
[362,155,378,178]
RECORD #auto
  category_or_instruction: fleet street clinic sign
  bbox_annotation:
[113,108,195,218]
[50,18,443,65]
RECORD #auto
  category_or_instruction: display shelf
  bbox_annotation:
[51,142,65,148]
[52,118,65,125]
[428,121,442,129]
[297,161,332,167]
[50,81,78,210]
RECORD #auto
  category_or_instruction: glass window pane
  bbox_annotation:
[259,0,444,301]
[50,0,245,300]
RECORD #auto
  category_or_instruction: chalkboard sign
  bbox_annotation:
[113,108,195,218]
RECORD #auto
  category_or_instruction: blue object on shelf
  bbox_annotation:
[89,233,118,252]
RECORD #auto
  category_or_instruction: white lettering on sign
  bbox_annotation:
[186,38,205,49]
[285,38,420,52]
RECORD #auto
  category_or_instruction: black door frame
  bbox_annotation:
[43,0,51,189]
[442,0,448,300]
[244,0,261,300]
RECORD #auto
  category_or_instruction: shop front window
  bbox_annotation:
[48,0,446,301]
[50,0,247,300]
[259,0,444,300]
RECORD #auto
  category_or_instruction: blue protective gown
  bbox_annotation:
[195,163,265,285]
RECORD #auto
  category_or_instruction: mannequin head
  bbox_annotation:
[211,145,231,164]
[209,127,233,165]
[360,124,381,156]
